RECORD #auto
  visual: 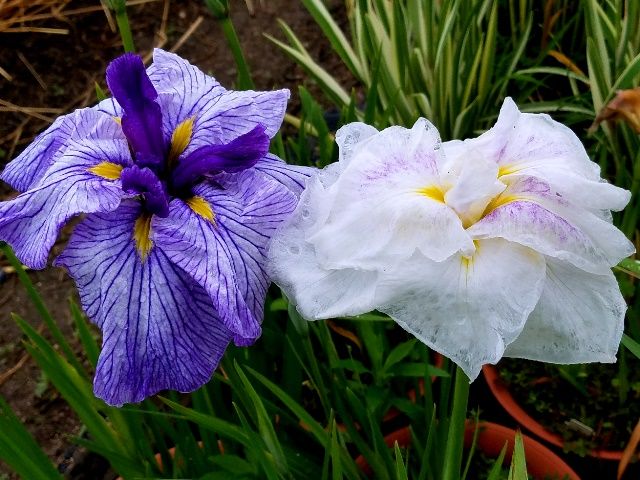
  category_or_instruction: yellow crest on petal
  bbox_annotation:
[498,164,520,177]
[134,214,153,261]
[186,196,216,224]
[168,117,195,165]
[482,194,519,218]
[89,161,123,180]
[416,185,445,203]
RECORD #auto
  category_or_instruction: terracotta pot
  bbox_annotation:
[355,420,580,479]
[483,364,623,461]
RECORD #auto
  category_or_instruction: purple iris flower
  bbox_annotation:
[0,49,309,406]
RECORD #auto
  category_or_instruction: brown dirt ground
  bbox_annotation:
[0,1,353,478]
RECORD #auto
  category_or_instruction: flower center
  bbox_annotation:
[89,52,272,260]
[95,53,271,211]
[418,154,508,229]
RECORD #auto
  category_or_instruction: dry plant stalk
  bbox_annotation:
[0,0,73,34]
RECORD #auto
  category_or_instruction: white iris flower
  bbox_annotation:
[268,98,635,380]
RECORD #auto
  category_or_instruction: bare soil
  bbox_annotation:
[0,1,353,478]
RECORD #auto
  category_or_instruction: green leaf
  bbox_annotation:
[611,51,640,91]
[210,454,256,475]
[233,362,287,472]
[329,419,343,480]
[160,397,249,445]
[622,334,640,360]
[383,339,417,373]
[394,441,409,480]
[300,0,365,80]
[508,430,528,480]
[245,366,329,446]
[95,82,107,101]
[0,396,63,480]
[485,442,508,480]
[266,30,351,107]
[333,358,370,374]
[1,244,82,374]
[389,362,449,378]
[617,258,640,278]
[70,300,99,368]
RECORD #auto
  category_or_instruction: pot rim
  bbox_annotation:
[355,420,580,479]
[482,363,623,461]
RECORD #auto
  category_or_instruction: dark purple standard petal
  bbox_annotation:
[170,125,269,191]
[106,53,165,170]
[153,170,298,345]
[121,165,170,217]
[54,200,233,406]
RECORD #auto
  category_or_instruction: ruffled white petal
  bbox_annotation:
[307,118,473,269]
[378,239,546,380]
[441,150,506,226]
[335,122,379,166]
[268,104,633,377]
[467,176,634,274]
[505,258,625,363]
[465,97,602,183]
[268,172,380,319]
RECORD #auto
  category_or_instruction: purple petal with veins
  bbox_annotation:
[0,48,313,405]
[170,125,269,191]
[121,165,170,217]
[55,201,233,406]
[0,139,130,269]
[153,170,298,344]
[106,53,165,170]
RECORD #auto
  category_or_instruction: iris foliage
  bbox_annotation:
[1,1,640,479]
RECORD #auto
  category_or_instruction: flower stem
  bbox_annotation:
[441,365,470,480]
[219,17,255,90]
[108,0,135,53]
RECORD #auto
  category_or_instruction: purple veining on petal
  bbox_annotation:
[170,124,269,191]
[0,48,308,404]
[1,108,126,192]
[253,153,311,196]
[106,53,165,170]
[153,170,298,343]
[121,165,169,217]
[481,201,572,242]
[507,176,570,207]
[55,200,233,406]
[0,139,130,269]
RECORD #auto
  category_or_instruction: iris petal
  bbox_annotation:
[154,171,297,344]
[0,139,130,269]
[121,165,170,217]
[55,201,233,406]
[106,53,165,170]
[1,108,125,192]
[170,125,269,191]
[268,171,381,320]
[378,239,546,380]
[307,118,474,269]
[505,258,625,363]
[467,176,635,274]
[446,97,630,212]
[254,153,313,196]
[147,49,289,155]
